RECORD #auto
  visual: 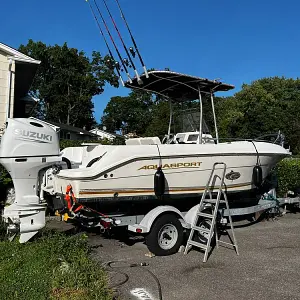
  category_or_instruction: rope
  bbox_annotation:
[250,140,261,166]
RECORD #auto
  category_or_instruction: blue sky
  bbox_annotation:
[1,0,299,122]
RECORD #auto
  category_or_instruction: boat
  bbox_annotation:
[55,70,290,214]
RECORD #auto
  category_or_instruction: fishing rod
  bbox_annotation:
[93,0,132,83]
[85,0,125,86]
[102,0,142,84]
[114,0,149,78]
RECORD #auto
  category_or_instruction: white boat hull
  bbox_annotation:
[56,142,289,205]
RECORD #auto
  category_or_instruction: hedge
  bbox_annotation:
[275,157,300,196]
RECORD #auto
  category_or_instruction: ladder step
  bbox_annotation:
[197,212,214,218]
[192,226,211,234]
[187,240,208,250]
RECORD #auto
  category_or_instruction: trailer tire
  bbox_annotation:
[145,214,183,256]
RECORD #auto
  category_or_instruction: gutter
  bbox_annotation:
[7,55,41,65]
[5,59,13,122]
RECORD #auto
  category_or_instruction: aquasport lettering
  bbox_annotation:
[138,162,202,170]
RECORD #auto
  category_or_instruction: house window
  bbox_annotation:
[59,131,71,140]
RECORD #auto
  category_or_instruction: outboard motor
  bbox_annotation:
[0,118,61,243]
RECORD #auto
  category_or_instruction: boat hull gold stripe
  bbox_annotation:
[78,183,252,196]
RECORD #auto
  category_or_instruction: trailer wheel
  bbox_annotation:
[145,214,183,256]
[194,207,216,245]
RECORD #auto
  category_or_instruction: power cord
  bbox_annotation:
[102,260,163,300]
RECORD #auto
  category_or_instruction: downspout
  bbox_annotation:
[6,59,13,122]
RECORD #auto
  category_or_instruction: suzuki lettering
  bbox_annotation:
[14,129,53,142]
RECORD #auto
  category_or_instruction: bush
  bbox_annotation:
[275,157,300,196]
[0,164,11,186]
[0,229,112,300]
[59,137,125,150]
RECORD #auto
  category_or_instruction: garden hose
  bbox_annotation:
[102,260,163,300]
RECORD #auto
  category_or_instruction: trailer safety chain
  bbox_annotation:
[60,184,110,222]
[102,260,163,300]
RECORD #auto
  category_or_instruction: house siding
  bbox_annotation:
[0,50,15,129]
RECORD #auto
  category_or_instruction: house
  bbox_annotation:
[89,128,120,141]
[0,42,41,129]
[46,121,98,141]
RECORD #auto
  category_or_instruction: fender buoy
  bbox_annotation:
[154,167,165,197]
[253,165,262,187]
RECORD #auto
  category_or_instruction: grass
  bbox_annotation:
[0,222,113,300]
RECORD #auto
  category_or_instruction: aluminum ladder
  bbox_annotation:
[184,162,239,262]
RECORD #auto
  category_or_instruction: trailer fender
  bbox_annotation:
[127,205,186,234]
[184,203,212,227]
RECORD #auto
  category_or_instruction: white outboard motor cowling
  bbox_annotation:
[0,118,61,243]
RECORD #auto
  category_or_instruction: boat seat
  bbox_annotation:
[126,137,161,145]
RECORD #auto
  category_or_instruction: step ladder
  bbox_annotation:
[184,162,239,262]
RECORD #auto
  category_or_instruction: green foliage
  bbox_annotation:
[0,164,12,186]
[0,228,112,300]
[59,137,125,150]
[101,90,155,135]
[275,158,300,196]
[216,77,300,153]
[144,101,171,138]
[18,39,118,129]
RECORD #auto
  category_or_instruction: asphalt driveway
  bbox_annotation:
[85,212,300,300]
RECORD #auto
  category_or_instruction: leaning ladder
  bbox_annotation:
[184,162,239,262]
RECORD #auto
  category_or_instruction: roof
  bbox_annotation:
[0,42,41,64]
[46,121,97,137]
[125,70,235,101]
[89,128,120,138]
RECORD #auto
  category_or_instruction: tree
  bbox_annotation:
[216,77,300,153]
[102,90,202,138]
[144,101,170,138]
[19,39,118,129]
[101,90,154,135]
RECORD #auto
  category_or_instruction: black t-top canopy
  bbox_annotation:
[125,70,235,101]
